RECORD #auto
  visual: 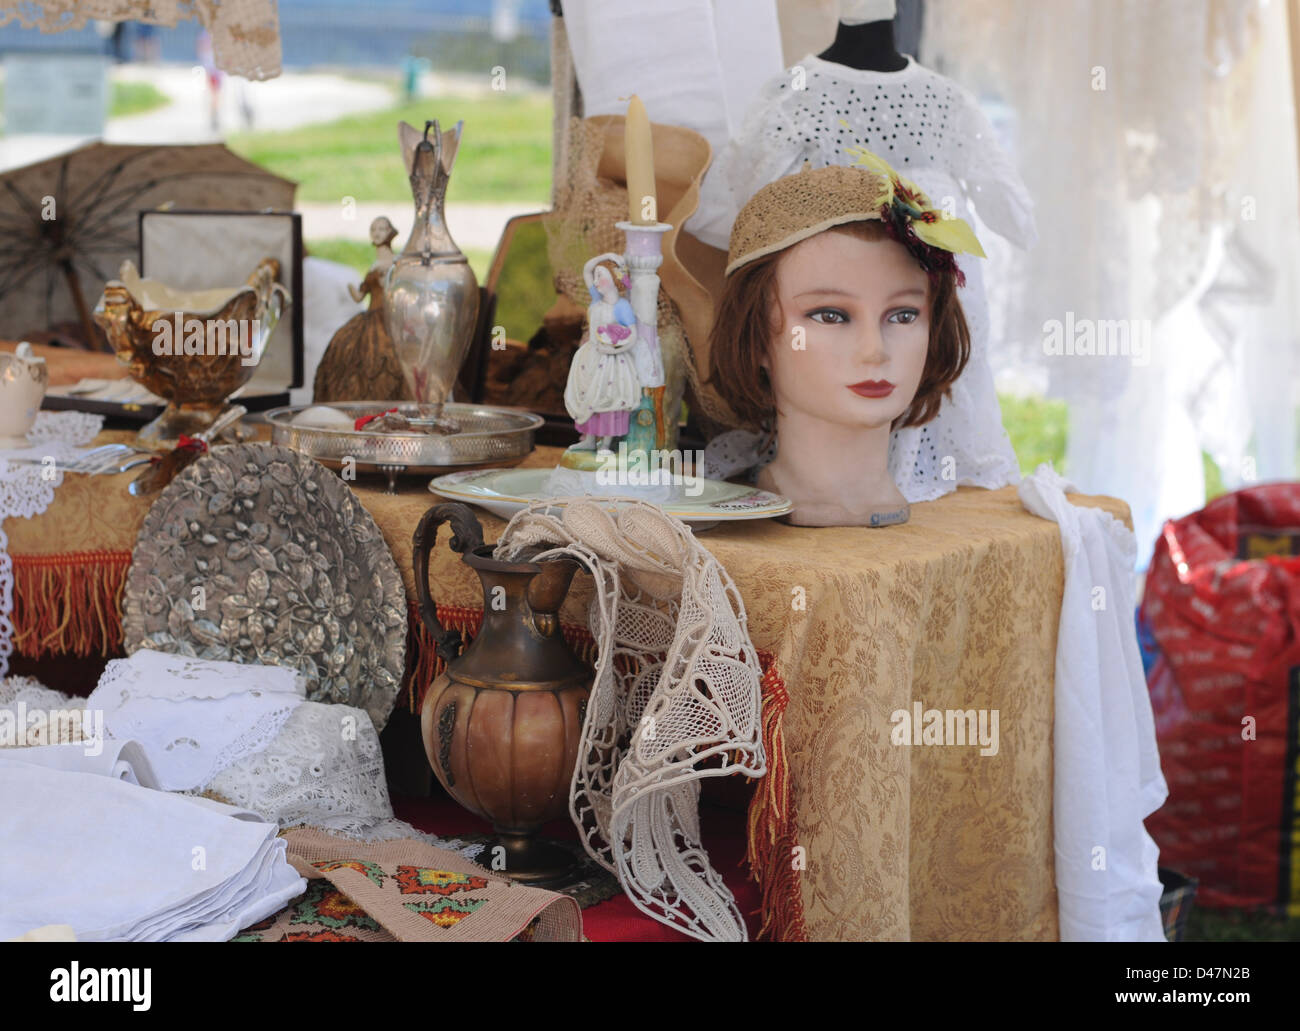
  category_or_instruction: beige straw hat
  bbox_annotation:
[725,162,892,276]
[725,148,986,279]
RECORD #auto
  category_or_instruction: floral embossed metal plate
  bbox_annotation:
[123,443,407,730]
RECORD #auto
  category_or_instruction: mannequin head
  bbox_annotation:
[707,155,981,526]
[709,218,969,434]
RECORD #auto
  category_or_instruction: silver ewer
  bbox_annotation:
[384,119,480,420]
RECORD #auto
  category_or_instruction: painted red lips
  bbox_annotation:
[848,380,895,398]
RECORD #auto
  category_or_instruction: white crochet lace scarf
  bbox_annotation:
[494,498,766,943]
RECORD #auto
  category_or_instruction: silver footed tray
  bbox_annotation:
[265,402,544,492]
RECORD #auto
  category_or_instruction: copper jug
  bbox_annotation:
[413,502,591,883]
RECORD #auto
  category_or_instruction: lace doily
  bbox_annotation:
[688,54,1031,503]
[494,498,765,943]
[0,410,104,678]
[204,700,396,838]
[0,0,282,80]
[86,650,305,792]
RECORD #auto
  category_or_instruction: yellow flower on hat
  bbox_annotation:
[841,123,986,259]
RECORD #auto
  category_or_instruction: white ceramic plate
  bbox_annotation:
[429,467,792,523]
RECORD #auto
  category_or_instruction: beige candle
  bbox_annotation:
[624,95,657,225]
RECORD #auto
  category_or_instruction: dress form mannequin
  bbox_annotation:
[818,0,907,72]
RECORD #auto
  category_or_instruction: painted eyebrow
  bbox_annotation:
[793,287,857,299]
[792,287,927,301]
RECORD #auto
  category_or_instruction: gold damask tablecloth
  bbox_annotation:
[6,433,1130,941]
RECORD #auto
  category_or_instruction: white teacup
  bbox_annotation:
[0,343,49,449]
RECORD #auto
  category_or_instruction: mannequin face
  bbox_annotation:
[764,227,930,433]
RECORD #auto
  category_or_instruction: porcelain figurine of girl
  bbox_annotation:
[706,151,985,527]
[564,253,640,452]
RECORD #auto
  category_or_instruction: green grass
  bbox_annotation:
[109,80,170,118]
[304,238,375,278]
[228,93,553,205]
[1000,393,1234,506]
[999,393,1068,476]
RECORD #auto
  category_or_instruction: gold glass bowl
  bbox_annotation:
[94,258,289,448]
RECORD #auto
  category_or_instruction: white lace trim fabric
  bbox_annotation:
[0,410,104,678]
[204,700,396,838]
[86,650,305,792]
[0,0,282,80]
[689,54,1031,503]
[494,497,765,943]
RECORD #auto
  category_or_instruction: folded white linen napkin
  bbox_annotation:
[0,763,305,942]
[86,649,307,792]
[0,739,160,787]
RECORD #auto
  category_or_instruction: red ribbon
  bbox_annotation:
[176,435,208,453]
[354,408,399,431]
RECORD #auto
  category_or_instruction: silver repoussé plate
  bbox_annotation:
[121,443,407,731]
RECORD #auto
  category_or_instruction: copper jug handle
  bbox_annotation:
[412,502,485,665]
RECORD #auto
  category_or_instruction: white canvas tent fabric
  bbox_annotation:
[559,0,786,159]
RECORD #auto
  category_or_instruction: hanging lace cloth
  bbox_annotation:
[493,498,765,943]
[688,53,1034,502]
[920,0,1278,557]
[0,0,282,80]
[0,410,103,679]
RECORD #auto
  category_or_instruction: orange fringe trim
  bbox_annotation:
[11,551,131,657]
[746,653,807,942]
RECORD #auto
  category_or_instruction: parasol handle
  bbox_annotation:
[59,259,107,353]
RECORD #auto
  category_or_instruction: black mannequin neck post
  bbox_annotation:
[817,19,908,72]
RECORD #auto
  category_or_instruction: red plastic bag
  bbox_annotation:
[1141,484,1300,910]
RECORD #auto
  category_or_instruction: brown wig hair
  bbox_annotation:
[707,220,970,430]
